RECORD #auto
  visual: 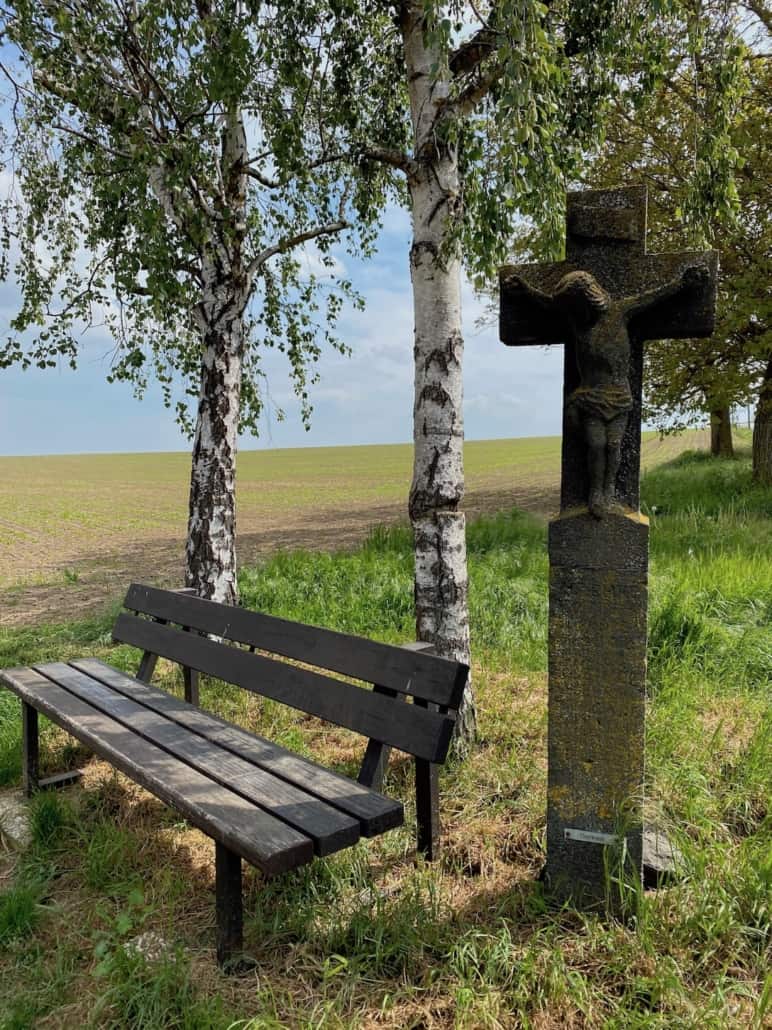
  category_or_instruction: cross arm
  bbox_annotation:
[626,251,718,343]
[505,273,555,311]
[499,261,570,347]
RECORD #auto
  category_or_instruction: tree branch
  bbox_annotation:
[246,191,350,280]
[453,61,505,117]
[244,166,280,188]
[51,121,132,160]
[244,153,349,191]
[360,146,415,174]
[449,27,498,78]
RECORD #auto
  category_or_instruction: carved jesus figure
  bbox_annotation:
[509,264,709,517]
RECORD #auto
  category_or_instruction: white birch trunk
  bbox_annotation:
[402,2,476,748]
[185,107,249,604]
[185,286,244,604]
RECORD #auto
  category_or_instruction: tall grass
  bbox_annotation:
[239,507,549,673]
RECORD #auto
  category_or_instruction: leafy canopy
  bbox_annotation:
[583,1,769,426]
[0,1,404,433]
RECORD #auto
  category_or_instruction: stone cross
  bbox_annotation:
[499,185,717,903]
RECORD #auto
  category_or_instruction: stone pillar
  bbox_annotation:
[500,185,717,905]
[546,510,648,902]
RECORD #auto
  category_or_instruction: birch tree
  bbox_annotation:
[0,1,395,602]
[335,1,703,748]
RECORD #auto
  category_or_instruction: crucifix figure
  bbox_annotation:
[499,186,717,903]
[507,263,711,517]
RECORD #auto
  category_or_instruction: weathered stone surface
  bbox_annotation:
[549,510,648,571]
[0,789,32,850]
[642,827,684,888]
[546,511,647,902]
[500,185,718,513]
[498,185,717,906]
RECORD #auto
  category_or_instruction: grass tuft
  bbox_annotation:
[29,791,73,849]
[92,943,228,1029]
[0,884,41,948]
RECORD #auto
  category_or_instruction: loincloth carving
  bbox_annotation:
[567,384,633,423]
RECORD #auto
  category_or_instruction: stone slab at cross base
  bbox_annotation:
[546,510,648,904]
[642,828,684,888]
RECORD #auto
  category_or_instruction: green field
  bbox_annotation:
[0,444,769,1028]
[1,431,703,627]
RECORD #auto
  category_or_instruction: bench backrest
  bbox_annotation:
[113,584,468,765]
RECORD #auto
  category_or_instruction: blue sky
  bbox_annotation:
[0,204,564,457]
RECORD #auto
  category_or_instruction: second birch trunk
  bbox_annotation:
[402,1,476,749]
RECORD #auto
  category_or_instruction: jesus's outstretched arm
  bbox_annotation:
[622,263,710,320]
[503,273,555,311]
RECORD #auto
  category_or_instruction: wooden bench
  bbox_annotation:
[0,584,468,968]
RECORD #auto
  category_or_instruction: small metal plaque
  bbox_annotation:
[564,828,619,846]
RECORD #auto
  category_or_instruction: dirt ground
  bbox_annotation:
[0,432,706,627]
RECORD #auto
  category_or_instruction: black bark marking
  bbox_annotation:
[424,331,462,374]
[427,196,448,226]
[410,240,439,268]
[409,485,460,521]
[413,516,469,657]
[426,448,440,487]
[419,383,452,408]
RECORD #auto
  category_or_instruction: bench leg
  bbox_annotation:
[183,666,199,707]
[358,686,403,791]
[215,841,243,970]
[358,740,390,791]
[22,702,84,795]
[22,702,39,798]
[415,758,440,860]
[136,650,159,683]
[414,696,441,860]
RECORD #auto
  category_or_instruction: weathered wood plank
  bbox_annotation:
[38,769,84,790]
[112,614,456,763]
[35,662,360,856]
[72,659,404,836]
[122,584,467,709]
[0,667,313,876]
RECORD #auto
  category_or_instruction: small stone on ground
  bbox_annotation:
[0,790,32,850]
[124,931,172,963]
[643,827,683,887]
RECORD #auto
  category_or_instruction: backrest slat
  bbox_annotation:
[113,613,456,764]
[123,584,467,710]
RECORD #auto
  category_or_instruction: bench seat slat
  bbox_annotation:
[112,614,455,764]
[35,662,361,857]
[0,667,313,876]
[124,584,467,709]
[73,659,404,837]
